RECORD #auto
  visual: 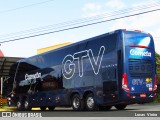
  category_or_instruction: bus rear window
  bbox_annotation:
[124,32,153,48]
[128,59,153,77]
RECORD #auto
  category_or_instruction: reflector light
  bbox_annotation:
[112,95,116,98]
[140,94,146,98]
[126,94,130,97]
[153,74,158,91]
[132,96,136,98]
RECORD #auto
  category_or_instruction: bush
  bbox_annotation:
[2,102,8,106]
[154,93,160,103]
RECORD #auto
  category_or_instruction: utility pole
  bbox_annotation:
[1,77,3,96]
[0,77,3,108]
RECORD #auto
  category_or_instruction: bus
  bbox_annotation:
[7,29,158,111]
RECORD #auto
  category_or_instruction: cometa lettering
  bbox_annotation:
[25,72,41,81]
[130,49,151,57]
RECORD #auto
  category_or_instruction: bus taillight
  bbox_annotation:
[122,73,130,92]
[153,74,158,91]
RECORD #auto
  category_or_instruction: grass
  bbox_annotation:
[153,93,160,103]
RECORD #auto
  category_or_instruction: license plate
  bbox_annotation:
[140,94,146,98]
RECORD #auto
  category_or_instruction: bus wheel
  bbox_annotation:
[17,100,23,111]
[40,107,47,111]
[48,106,55,111]
[85,93,97,111]
[24,99,31,111]
[72,94,84,111]
[115,104,127,110]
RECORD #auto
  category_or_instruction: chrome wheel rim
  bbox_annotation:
[17,101,21,109]
[73,97,80,109]
[24,101,28,109]
[87,97,94,109]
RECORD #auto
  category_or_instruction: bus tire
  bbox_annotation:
[115,104,127,110]
[71,94,84,111]
[48,106,55,111]
[17,99,23,111]
[24,99,31,111]
[85,93,98,111]
[40,107,47,111]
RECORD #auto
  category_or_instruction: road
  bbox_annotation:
[0,104,160,117]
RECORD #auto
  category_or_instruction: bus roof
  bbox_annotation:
[18,29,151,63]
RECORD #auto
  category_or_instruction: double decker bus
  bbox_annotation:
[7,29,157,111]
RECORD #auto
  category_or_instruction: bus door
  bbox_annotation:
[102,52,119,103]
[103,69,118,103]
[102,33,119,103]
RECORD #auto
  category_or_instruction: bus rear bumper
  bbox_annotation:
[121,97,154,104]
[120,92,157,104]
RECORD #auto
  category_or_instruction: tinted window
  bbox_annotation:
[86,33,117,55]
[124,31,154,48]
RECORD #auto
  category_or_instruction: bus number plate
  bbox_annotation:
[140,94,146,98]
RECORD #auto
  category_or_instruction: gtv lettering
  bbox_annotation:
[62,46,105,79]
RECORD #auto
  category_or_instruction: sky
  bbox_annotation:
[0,0,160,58]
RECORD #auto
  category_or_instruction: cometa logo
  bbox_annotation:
[130,49,151,57]
[25,72,41,81]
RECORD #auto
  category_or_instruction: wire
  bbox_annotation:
[0,1,160,40]
[154,37,160,38]
[0,8,159,44]
[0,0,54,14]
